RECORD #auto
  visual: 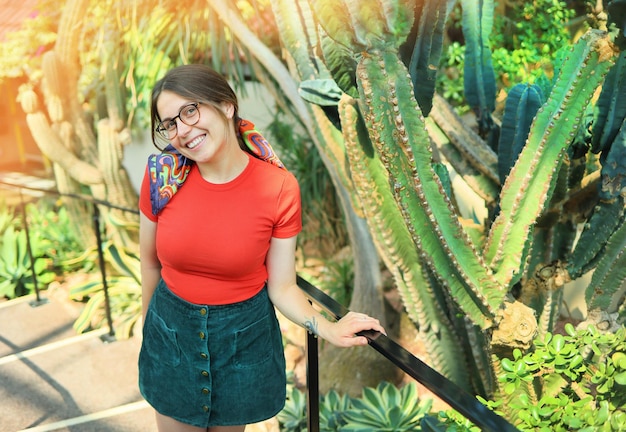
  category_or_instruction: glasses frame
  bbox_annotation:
[155,102,201,140]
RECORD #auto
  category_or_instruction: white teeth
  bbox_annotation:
[187,136,204,149]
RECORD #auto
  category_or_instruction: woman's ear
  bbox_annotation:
[222,102,235,119]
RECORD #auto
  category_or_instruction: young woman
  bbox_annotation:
[138,64,385,432]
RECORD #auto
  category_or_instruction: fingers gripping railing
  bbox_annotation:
[296,275,520,432]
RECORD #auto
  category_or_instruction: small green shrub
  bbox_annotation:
[431,324,626,431]
[68,243,141,339]
[278,381,432,431]
[0,224,56,299]
[438,0,577,111]
[491,0,576,87]
[278,386,308,432]
[24,199,85,271]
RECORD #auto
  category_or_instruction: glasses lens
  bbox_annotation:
[156,123,174,140]
[155,103,199,140]
[180,104,200,126]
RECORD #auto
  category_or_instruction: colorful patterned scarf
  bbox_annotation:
[148,118,285,215]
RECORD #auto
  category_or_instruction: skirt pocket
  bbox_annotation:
[142,309,182,368]
[233,314,273,369]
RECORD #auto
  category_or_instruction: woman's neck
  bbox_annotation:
[196,149,249,184]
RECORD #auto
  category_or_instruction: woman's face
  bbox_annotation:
[156,90,234,163]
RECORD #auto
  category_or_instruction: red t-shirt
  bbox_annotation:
[139,153,302,305]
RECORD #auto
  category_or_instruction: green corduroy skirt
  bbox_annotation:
[138,279,286,428]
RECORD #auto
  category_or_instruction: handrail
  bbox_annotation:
[296,275,520,432]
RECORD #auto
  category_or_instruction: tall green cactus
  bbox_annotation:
[266,0,625,401]
[16,0,139,249]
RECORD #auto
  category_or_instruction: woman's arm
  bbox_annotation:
[266,236,385,347]
[139,212,162,322]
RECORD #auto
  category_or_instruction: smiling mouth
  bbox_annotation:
[186,135,205,149]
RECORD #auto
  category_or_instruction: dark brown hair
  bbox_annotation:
[150,64,239,149]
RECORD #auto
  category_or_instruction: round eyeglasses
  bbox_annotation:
[156,103,201,140]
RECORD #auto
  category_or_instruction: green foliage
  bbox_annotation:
[23,198,85,271]
[319,390,352,431]
[318,257,355,308]
[278,381,432,431]
[437,41,468,112]
[0,225,56,299]
[0,0,58,80]
[278,386,308,431]
[298,255,355,309]
[341,382,433,431]
[438,0,577,112]
[431,324,626,431]
[501,324,626,430]
[68,243,141,339]
[491,0,576,87]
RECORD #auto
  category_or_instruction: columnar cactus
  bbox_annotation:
[18,0,138,249]
[264,0,625,401]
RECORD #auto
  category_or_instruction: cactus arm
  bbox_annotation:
[460,0,497,128]
[357,50,504,328]
[273,0,323,81]
[268,0,359,202]
[23,110,102,185]
[298,79,344,107]
[591,51,626,153]
[308,0,415,52]
[425,116,500,207]
[319,31,359,98]
[53,0,98,163]
[103,41,127,129]
[406,0,456,116]
[309,104,363,215]
[569,114,626,277]
[305,0,360,49]
[339,94,473,388]
[485,30,617,288]
[431,93,499,183]
[568,198,625,277]
[497,84,544,184]
[429,93,499,206]
[311,0,506,327]
[585,217,626,311]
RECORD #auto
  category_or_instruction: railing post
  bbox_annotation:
[305,329,320,432]
[92,203,116,342]
[19,190,48,307]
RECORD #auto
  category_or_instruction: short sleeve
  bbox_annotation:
[139,165,158,222]
[273,172,302,238]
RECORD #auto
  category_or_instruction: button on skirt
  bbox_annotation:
[138,279,287,428]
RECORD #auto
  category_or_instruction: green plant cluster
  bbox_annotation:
[432,324,626,431]
[491,0,576,86]
[0,196,141,338]
[438,0,577,109]
[278,381,432,431]
[502,323,626,431]
[68,242,142,339]
[277,325,626,431]
[0,199,78,299]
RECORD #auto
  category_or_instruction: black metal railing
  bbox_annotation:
[296,276,519,432]
[0,178,139,342]
[2,177,518,431]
